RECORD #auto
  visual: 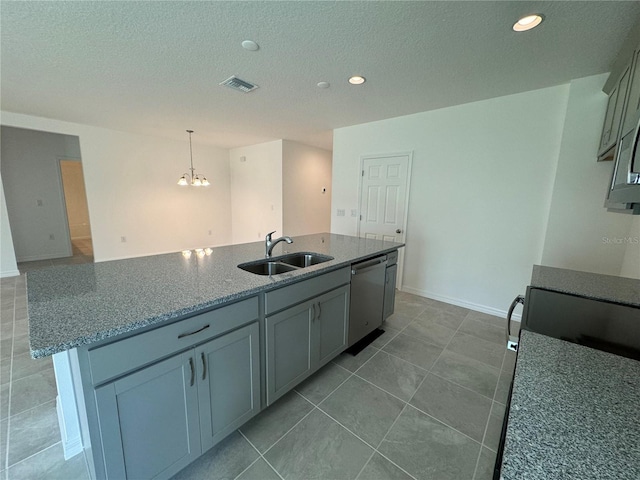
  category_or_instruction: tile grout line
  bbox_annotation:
[236,431,285,480]
[472,333,510,479]
[313,406,418,480]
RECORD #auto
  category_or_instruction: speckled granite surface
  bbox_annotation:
[531,265,640,307]
[501,330,640,479]
[26,233,403,358]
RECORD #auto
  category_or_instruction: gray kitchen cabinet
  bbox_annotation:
[265,283,349,405]
[599,63,631,160]
[383,263,398,320]
[93,322,260,479]
[196,322,260,451]
[94,351,201,480]
[622,47,640,136]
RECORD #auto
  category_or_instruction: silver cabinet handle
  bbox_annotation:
[189,357,195,387]
[201,352,207,381]
[178,324,210,339]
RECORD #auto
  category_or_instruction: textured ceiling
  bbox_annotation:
[2,1,640,150]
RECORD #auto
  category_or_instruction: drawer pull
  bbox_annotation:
[178,324,210,339]
[189,357,195,386]
[201,352,207,381]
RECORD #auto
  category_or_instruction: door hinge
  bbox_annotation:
[359,215,362,220]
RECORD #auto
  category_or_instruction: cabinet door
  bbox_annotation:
[600,65,631,156]
[383,264,398,321]
[196,322,260,452]
[314,285,350,367]
[94,352,200,480]
[622,48,640,135]
[265,301,313,405]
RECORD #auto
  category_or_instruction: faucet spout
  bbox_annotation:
[265,231,293,258]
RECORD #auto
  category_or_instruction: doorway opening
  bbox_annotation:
[60,159,94,260]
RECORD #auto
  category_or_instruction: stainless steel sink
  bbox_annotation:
[237,252,334,275]
[237,261,297,276]
[279,252,334,268]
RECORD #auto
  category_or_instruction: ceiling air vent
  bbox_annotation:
[219,76,259,93]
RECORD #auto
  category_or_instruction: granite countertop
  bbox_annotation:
[26,233,403,358]
[531,264,640,307]
[501,330,640,479]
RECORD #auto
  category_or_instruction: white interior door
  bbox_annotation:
[358,153,412,289]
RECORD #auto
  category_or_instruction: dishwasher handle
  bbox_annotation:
[351,256,387,275]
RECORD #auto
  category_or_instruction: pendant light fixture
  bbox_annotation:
[177,130,210,186]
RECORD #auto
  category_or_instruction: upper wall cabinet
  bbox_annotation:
[622,48,640,136]
[599,42,640,162]
[598,63,631,161]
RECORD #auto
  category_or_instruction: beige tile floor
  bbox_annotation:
[0,273,517,480]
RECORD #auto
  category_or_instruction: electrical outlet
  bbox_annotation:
[49,234,55,240]
[37,199,43,207]
[351,209,357,217]
[208,230,212,235]
[337,209,345,217]
[121,236,127,243]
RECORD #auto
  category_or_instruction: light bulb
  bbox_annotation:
[202,177,210,186]
[204,247,213,256]
[193,177,202,186]
[178,175,188,186]
[182,250,192,258]
[196,248,205,258]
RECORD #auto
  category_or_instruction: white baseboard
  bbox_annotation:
[400,286,522,322]
[17,253,69,262]
[0,269,20,278]
[56,396,83,460]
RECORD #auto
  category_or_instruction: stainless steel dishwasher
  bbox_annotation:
[348,254,387,347]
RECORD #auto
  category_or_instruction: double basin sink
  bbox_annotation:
[238,252,334,275]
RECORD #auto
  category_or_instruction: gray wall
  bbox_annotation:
[1,126,81,262]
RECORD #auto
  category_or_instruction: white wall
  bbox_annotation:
[332,84,570,316]
[229,141,283,245]
[541,74,635,276]
[1,126,80,261]
[1,112,231,262]
[620,215,640,278]
[0,180,19,277]
[282,140,332,236]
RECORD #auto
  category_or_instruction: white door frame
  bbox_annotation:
[356,151,413,290]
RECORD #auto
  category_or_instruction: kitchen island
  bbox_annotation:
[500,329,640,479]
[27,233,402,358]
[26,233,403,480]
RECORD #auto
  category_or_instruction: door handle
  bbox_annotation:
[396,229,402,234]
[189,357,195,387]
[201,352,207,380]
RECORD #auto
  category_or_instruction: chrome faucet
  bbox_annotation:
[265,231,293,258]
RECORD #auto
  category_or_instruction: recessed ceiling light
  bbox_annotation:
[513,14,544,32]
[349,75,366,85]
[317,81,330,89]
[241,40,259,51]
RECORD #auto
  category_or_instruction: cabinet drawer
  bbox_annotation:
[88,296,259,385]
[264,267,350,315]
